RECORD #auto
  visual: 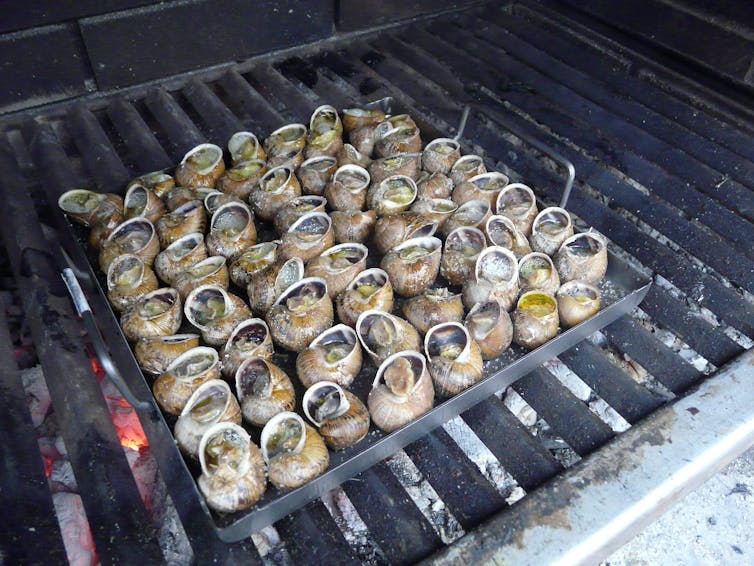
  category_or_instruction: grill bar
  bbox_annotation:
[0,308,68,564]
[0,141,164,564]
[106,98,173,173]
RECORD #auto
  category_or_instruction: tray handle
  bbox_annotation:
[454,99,575,209]
[61,268,153,411]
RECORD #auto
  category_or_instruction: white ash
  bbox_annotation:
[55,435,68,456]
[532,419,582,468]
[125,447,157,509]
[442,416,524,502]
[655,274,754,348]
[53,492,98,566]
[632,307,714,374]
[21,365,51,427]
[546,359,631,432]
[320,487,386,565]
[503,388,538,427]
[251,525,291,565]
[50,459,78,493]
[384,450,465,545]
[38,436,62,465]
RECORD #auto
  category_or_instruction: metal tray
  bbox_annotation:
[54,98,652,543]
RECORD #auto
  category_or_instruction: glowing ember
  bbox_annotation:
[106,395,149,452]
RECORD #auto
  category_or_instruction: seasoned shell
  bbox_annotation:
[106,254,159,313]
[303,382,370,450]
[401,287,464,335]
[261,412,329,489]
[184,285,252,347]
[296,324,363,388]
[154,232,207,285]
[220,318,274,380]
[134,333,200,376]
[356,310,421,366]
[121,288,182,342]
[336,268,394,327]
[236,357,296,427]
[305,243,368,298]
[247,257,304,315]
[556,280,601,328]
[554,232,608,285]
[512,291,559,350]
[152,346,221,415]
[266,277,334,352]
[99,217,160,273]
[465,301,512,360]
[424,322,484,397]
[175,143,225,188]
[380,236,442,297]
[496,183,538,236]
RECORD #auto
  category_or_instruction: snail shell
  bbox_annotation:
[155,200,207,248]
[184,285,252,347]
[164,188,214,213]
[228,131,266,164]
[197,422,266,513]
[296,324,363,388]
[215,159,267,200]
[303,381,370,450]
[330,209,377,244]
[305,243,368,298]
[266,277,334,352]
[273,195,327,235]
[58,190,123,228]
[556,280,601,328]
[374,125,422,158]
[496,183,538,237]
[518,252,561,296]
[305,128,343,160]
[410,198,457,230]
[424,322,484,397]
[465,301,512,360]
[452,171,509,210]
[88,206,124,251]
[220,318,274,380]
[154,232,207,285]
[356,310,421,366]
[368,351,434,433]
[462,246,520,312]
[129,172,175,200]
[173,255,229,299]
[278,211,334,263]
[175,379,242,460]
[440,226,487,287]
[106,254,159,313]
[513,291,559,350]
[205,201,257,260]
[349,125,377,157]
[336,143,372,169]
[134,333,200,376]
[99,217,160,273]
[264,123,307,157]
[120,287,182,342]
[416,172,454,201]
[229,240,280,288]
[235,356,296,427]
[485,215,532,259]
[261,412,329,489]
[442,199,491,236]
[381,236,442,297]
[336,268,394,327]
[554,232,608,285]
[175,143,225,188]
[529,207,573,257]
[306,106,344,158]
[247,257,304,315]
[401,287,464,335]
[204,191,243,216]
[422,138,461,175]
[123,184,165,224]
[342,107,386,134]
[324,164,371,211]
[298,156,337,196]
[450,155,487,186]
[249,165,302,222]
[152,346,221,415]
[368,152,422,185]
[372,211,437,255]
[367,175,418,216]
[267,146,304,171]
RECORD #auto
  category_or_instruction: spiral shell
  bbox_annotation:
[401,287,464,335]
[152,346,221,415]
[106,254,159,313]
[175,379,242,460]
[205,201,257,259]
[120,287,182,342]
[424,322,484,397]
[58,190,123,228]
[529,207,573,257]
[324,164,370,211]
[356,310,421,366]
[296,324,363,388]
[230,240,280,288]
[518,252,561,296]
[422,138,461,175]
[220,318,274,380]
[303,381,370,450]
[264,123,307,156]
[273,195,327,235]
[99,217,160,273]
[368,153,421,185]
[553,232,608,285]
[123,184,165,223]
[374,125,422,157]
[129,172,175,200]
[485,215,531,259]
[204,191,243,216]
[453,171,509,210]
[173,255,229,299]
[513,291,559,350]
[247,256,304,315]
[449,155,487,186]
[368,351,434,433]
[556,280,601,328]
[372,211,437,255]
[154,232,207,285]
[462,246,520,312]
[336,143,372,169]
[381,236,442,297]
[134,333,200,375]
[155,200,207,248]
[198,423,266,513]
[336,268,394,327]
[261,412,329,489]
[298,156,337,196]
[249,165,302,222]
[165,187,215,212]
[342,107,385,133]
[175,143,225,188]
[496,183,538,236]
[440,226,487,287]
[228,131,266,164]
[442,199,491,236]
[215,159,267,200]
[305,243,368,298]
[266,277,334,352]
[184,285,252,347]
[367,175,418,216]
[416,172,454,201]
[410,198,457,230]
[235,357,296,427]
[465,301,512,360]
[330,209,377,244]
[279,211,334,263]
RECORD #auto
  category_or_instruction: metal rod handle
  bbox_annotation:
[61,268,152,411]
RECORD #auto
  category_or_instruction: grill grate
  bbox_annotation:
[1,1,752,563]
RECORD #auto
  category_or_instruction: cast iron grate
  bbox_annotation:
[1,1,752,563]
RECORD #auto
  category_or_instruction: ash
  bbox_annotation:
[320,487,387,565]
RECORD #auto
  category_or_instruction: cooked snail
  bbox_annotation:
[266,277,334,352]
[152,346,221,415]
[512,291,559,350]
[303,381,370,450]
[296,324,363,388]
[261,412,329,489]
[336,268,394,327]
[424,322,484,397]
[235,356,295,427]
[355,310,421,366]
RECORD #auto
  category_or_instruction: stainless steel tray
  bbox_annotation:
[56,98,652,542]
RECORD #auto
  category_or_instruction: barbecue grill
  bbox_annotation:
[1,1,753,564]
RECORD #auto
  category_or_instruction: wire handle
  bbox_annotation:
[61,268,152,411]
